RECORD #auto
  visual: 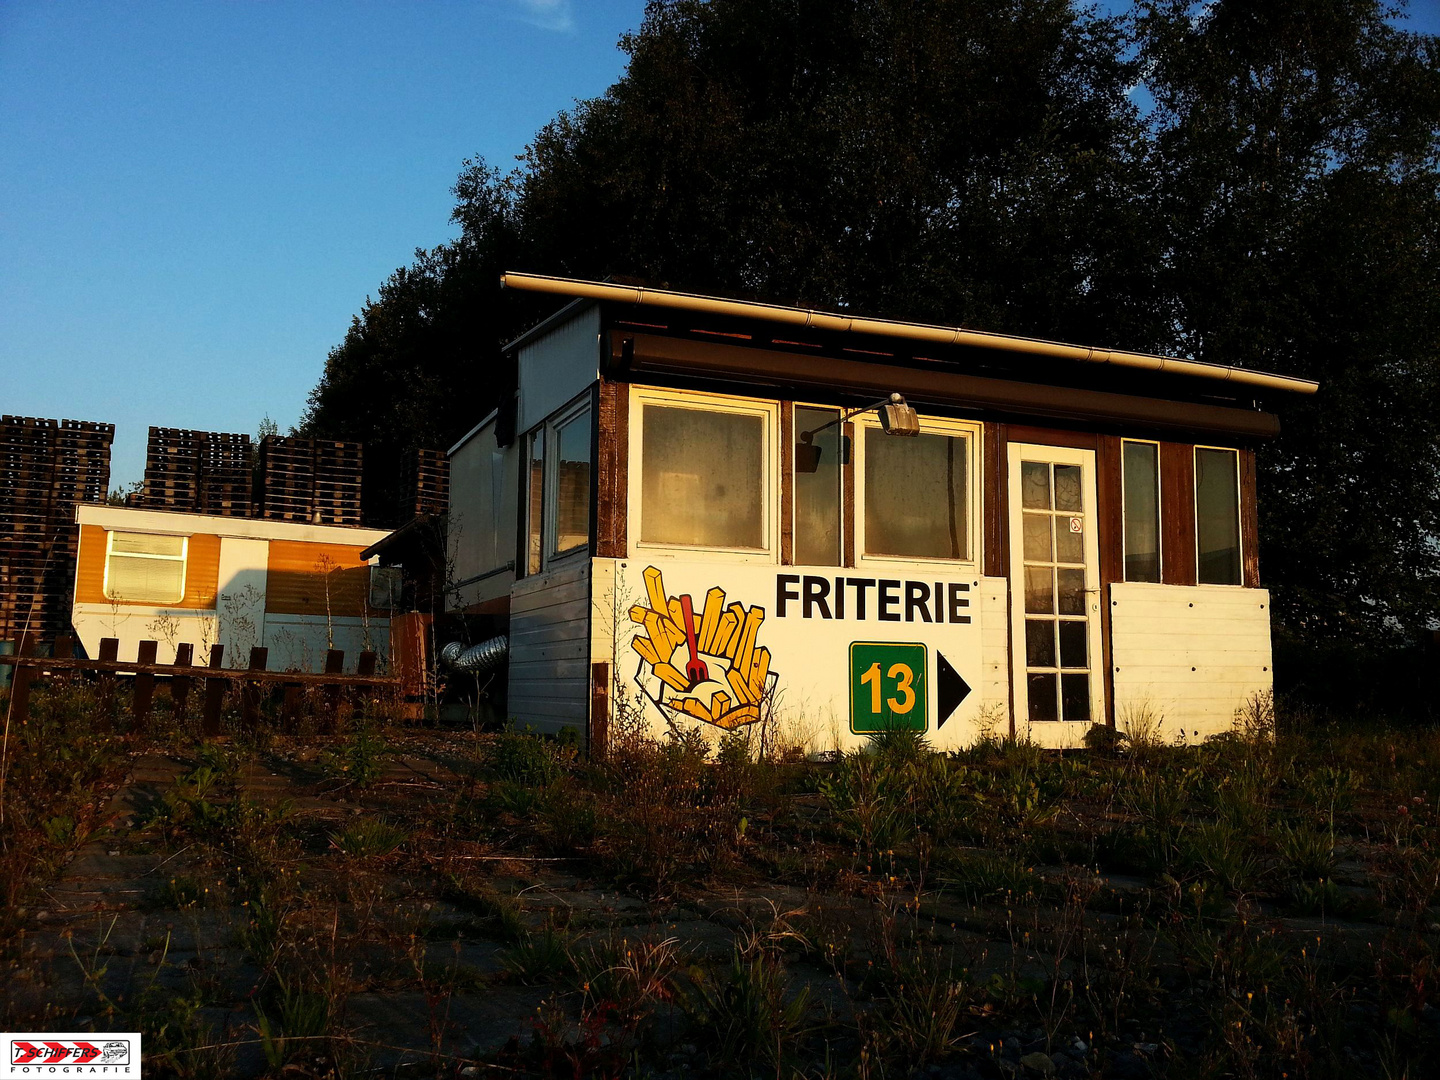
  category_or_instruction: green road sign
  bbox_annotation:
[849,641,927,733]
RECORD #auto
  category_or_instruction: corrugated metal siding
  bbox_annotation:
[1110,582,1272,741]
[508,558,591,733]
[517,306,600,434]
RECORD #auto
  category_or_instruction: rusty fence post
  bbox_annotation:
[131,640,158,732]
[202,643,226,737]
[171,643,194,720]
[241,647,268,729]
[321,650,344,734]
[53,634,74,659]
[96,637,119,730]
[351,651,377,722]
[9,635,36,726]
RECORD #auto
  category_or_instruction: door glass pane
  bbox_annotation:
[1024,566,1054,613]
[642,405,765,549]
[1123,441,1161,582]
[864,428,969,560]
[1055,519,1083,564]
[1021,461,1051,509]
[1022,513,1052,561]
[1025,619,1056,667]
[1196,448,1241,585]
[552,409,591,555]
[1056,568,1086,615]
[795,406,841,565]
[526,429,544,576]
[1028,673,1058,722]
[1058,621,1087,668]
[1053,465,1082,511]
[1061,674,1091,721]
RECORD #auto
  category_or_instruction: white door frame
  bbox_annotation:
[1006,443,1105,749]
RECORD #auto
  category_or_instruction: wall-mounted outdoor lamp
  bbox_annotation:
[796,392,920,474]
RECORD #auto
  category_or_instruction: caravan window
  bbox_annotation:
[549,405,591,558]
[858,418,978,564]
[1195,447,1242,585]
[1122,440,1161,582]
[104,532,187,604]
[638,400,768,551]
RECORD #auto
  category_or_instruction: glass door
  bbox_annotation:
[1007,444,1104,747]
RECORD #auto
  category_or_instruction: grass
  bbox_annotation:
[4,676,1440,1078]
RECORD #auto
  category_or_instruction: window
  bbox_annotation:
[794,405,842,565]
[1195,446,1242,585]
[105,531,186,604]
[1122,440,1161,582]
[519,400,594,576]
[639,402,767,550]
[550,407,591,557]
[524,428,544,576]
[861,423,974,562]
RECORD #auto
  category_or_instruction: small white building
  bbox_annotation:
[447,273,1318,753]
[71,503,393,671]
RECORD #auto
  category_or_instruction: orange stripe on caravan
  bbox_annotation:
[264,541,370,617]
[73,526,219,610]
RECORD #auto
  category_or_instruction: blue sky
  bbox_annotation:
[3,0,1437,491]
[0,0,647,489]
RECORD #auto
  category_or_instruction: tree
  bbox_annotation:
[303,0,1440,652]
[1137,0,1440,644]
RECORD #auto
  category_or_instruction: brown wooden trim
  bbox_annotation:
[842,421,856,567]
[1240,447,1260,587]
[779,401,794,565]
[594,380,629,559]
[590,661,610,758]
[623,332,1281,439]
[983,422,1007,579]
[1160,442,1197,586]
[1096,436,1123,727]
[1003,425,1099,450]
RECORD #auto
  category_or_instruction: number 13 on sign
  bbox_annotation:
[849,642,927,733]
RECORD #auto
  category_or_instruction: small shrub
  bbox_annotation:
[491,729,564,787]
[500,925,573,984]
[330,818,407,858]
[319,722,389,788]
[1274,821,1336,881]
[1183,819,1263,894]
[682,945,811,1073]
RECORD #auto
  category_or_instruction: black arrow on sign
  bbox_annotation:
[936,651,972,729]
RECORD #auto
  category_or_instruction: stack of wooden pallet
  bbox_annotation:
[140,427,253,516]
[0,415,113,640]
[197,431,253,517]
[313,439,363,526]
[140,427,203,511]
[405,448,449,519]
[258,436,363,525]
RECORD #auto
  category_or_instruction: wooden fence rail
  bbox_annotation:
[1,634,398,733]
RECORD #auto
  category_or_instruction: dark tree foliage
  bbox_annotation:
[303,0,1439,651]
[1137,0,1440,646]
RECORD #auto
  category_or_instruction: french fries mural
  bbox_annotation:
[629,565,776,730]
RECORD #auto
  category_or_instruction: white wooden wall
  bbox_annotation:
[1110,582,1273,743]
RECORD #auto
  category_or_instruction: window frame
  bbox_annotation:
[1120,438,1163,584]
[1192,443,1244,587]
[519,425,545,579]
[627,385,779,564]
[545,397,593,564]
[853,411,984,571]
[103,530,188,605]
